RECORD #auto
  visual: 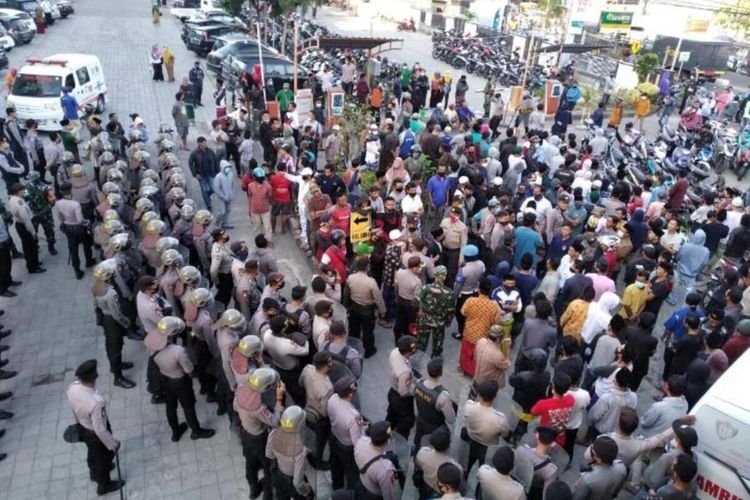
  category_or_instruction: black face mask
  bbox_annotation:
[237,249,249,261]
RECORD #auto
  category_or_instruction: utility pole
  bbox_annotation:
[521,33,536,91]
[293,21,299,93]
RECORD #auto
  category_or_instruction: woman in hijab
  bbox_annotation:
[581,291,621,359]
[162,46,175,82]
[149,45,164,82]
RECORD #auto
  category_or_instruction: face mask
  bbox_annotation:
[395,187,403,192]
[534,194,542,201]
[438,171,445,177]
[634,281,646,289]
[237,249,249,261]
[223,166,231,175]
[450,214,459,222]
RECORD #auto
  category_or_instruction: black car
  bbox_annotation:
[222,54,307,94]
[0,13,34,44]
[187,24,246,57]
[0,46,8,70]
[180,17,237,44]
[206,37,271,74]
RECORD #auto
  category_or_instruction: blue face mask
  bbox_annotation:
[223,166,231,175]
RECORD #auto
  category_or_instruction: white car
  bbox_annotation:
[0,26,15,51]
[0,8,35,32]
[38,0,61,21]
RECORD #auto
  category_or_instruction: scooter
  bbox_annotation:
[397,18,416,31]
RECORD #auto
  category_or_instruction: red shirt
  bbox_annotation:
[270,173,292,203]
[723,335,750,365]
[331,204,352,236]
[531,394,575,446]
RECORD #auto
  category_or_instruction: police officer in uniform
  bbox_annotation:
[345,256,387,358]
[262,315,309,406]
[91,259,136,388]
[66,360,124,496]
[386,335,417,439]
[232,334,265,386]
[234,366,285,500]
[186,287,218,401]
[414,426,463,499]
[413,357,456,451]
[322,320,363,380]
[516,426,559,500]
[148,316,216,442]
[69,164,99,223]
[354,420,403,500]
[54,182,95,279]
[299,351,334,470]
[212,308,245,419]
[327,374,367,490]
[137,275,169,403]
[265,405,315,499]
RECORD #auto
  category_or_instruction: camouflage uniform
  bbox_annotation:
[25,179,56,252]
[416,279,455,357]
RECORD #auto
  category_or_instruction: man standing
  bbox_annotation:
[328,375,367,490]
[212,160,235,230]
[171,92,190,151]
[345,256,386,358]
[440,207,468,288]
[25,171,56,256]
[265,406,314,498]
[3,108,27,174]
[0,201,19,298]
[413,358,456,450]
[386,335,417,439]
[416,265,454,358]
[299,351,334,469]
[188,137,218,211]
[243,167,273,243]
[354,421,403,499]
[7,183,44,273]
[66,360,124,496]
[0,137,24,196]
[189,61,205,107]
[394,256,423,341]
[59,87,82,140]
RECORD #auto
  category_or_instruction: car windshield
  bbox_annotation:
[11,74,62,97]
[21,2,38,12]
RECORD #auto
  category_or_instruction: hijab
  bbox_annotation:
[151,45,162,60]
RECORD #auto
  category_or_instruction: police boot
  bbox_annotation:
[97,480,125,496]
[190,427,215,440]
[48,243,57,256]
[113,373,136,389]
[74,268,84,280]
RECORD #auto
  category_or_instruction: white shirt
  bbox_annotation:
[400,194,423,216]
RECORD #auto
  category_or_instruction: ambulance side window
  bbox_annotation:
[76,67,90,86]
[64,74,75,90]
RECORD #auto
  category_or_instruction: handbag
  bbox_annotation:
[63,423,81,443]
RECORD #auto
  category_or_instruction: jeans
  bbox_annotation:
[667,272,696,306]
[216,199,231,228]
[198,176,213,210]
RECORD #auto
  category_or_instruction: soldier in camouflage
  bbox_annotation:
[25,171,57,255]
[416,265,455,357]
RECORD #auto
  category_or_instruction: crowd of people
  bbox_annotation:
[0,13,749,499]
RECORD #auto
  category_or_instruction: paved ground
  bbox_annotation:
[0,2,737,500]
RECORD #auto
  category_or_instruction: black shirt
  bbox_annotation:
[643,277,669,316]
[701,221,729,254]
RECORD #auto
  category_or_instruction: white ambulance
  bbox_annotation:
[690,350,750,500]
[6,53,107,131]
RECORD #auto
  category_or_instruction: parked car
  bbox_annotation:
[222,54,308,94]
[206,37,275,75]
[38,0,59,23]
[0,47,8,70]
[0,1,42,17]
[187,24,247,57]
[0,11,35,45]
[180,17,233,44]
[55,0,72,17]
[185,8,240,25]
[0,24,15,50]
[171,0,222,22]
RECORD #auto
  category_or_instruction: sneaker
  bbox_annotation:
[190,428,215,440]
[171,422,188,442]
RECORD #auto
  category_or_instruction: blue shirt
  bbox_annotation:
[514,226,543,269]
[426,175,450,208]
[664,306,705,343]
[60,93,78,120]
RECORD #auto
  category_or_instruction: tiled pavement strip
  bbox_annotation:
[0,1,678,498]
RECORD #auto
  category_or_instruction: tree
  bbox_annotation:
[634,52,658,83]
[716,0,750,40]
[538,0,565,27]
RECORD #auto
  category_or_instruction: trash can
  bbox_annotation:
[185,102,195,124]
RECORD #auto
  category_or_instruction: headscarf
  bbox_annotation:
[151,45,162,60]
[162,46,173,62]
[581,291,620,344]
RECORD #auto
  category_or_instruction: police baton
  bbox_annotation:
[115,450,124,500]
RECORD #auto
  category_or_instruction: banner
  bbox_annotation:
[599,11,633,31]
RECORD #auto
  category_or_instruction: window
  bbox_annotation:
[64,73,74,90]
[265,62,285,76]
[11,74,62,97]
[76,67,90,86]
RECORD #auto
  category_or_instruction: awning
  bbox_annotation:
[316,37,402,51]
[536,43,617,54]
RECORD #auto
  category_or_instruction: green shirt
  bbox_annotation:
[276,89,294,114]
[61,130,78,155]
[401,68,412,89]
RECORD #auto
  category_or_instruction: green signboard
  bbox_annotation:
[599,11,634,30]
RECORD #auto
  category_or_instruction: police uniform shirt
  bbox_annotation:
[283,302,312,336]
[66,381,118,451]
[71,177,99,207]
[324,340,363,379]
[216,327,239,390]
[136,291,164,337]
[477,465,526,500]
[299,365,333,420]
[416,378,456,425]
[154,343,194,379]
[354,436,401,500]
[265,428,313,497]
[455,260,486,295]
[53,198,85,226]
[312,315,331,351]
[463,400,509,446]
[235,392,283,436]
[327,393,365,446]
[7,195,35,233]
[249,310,270,337]
[389,348,415,396]
[395,268,422,302]
[439,218,467,250]
[210,242,233,278]
[160,269,180,312]
[415,446,463,492]
[516,444,557,494]
[582,428,674,468]
[94,286,130,328]
[572,462,627,500]
[345,271,387,315]
[262,330,309,371]
[190,309,213,341]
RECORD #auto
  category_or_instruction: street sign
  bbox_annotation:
[569,20,584,35]
[350,213,371,244]
[295,88,313,116]
[631,40,642,54]
[678,51,691,63]
[599,11,634,31]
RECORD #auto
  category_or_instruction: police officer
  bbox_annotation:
[345,256,387,358]
[414,426,463,499]
[322,320,363,380]
[386,335,417,439]
[262,315,309,407]
[158,248,184,313]
[327,374,367,490]
[192,209,214,276]
[189,61,205,107]
[573,435,627,500]
[213,309,245,418]
[186,287,218,400]
[435,462,467,499]
[476,446,526,500]
[69,164,99,223]
[354,420,403,500]
[149,316,216,441]
[413,357,456,451]
[463,380,510,475]
[232,334,264,386]
[137,275,169,404]
[265,405,315,499]
[516,426,559,500]
[91,260,136,389]
[234,366,285,500]
[66,360,124,496]
[299,351,333,470]
[54,182,95,279]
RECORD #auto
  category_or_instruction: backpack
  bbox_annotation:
[399,130,415,159]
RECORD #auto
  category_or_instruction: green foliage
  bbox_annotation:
[716,0,750,40]
[539,0,565,25]
[463,10,477,20]
[219,0,243,15]
[270,0,314,16]
[338,102,371,163]
[634,52,659,83]
[636,82,659,101]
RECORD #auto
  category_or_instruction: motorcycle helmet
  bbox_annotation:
[140,211,159,225]
[103,220,125,236]
[107,232,130,252]
[180,204,196,221]
[101,182,121,195]
[218,308,246,330]
[194,209,213,226]
[155,236,180,255]
[142,169,159,183]
[135,197,155,214]
[139,185,159,199]
[331,229,346,245]
[188,287,213,308]
[103,209,120,223]
[160,249,184,267]
[106,193,123,208]
[144,219,166,236]
[99,151,115,165]
[178,265,201,285]
[93,259,117,281]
